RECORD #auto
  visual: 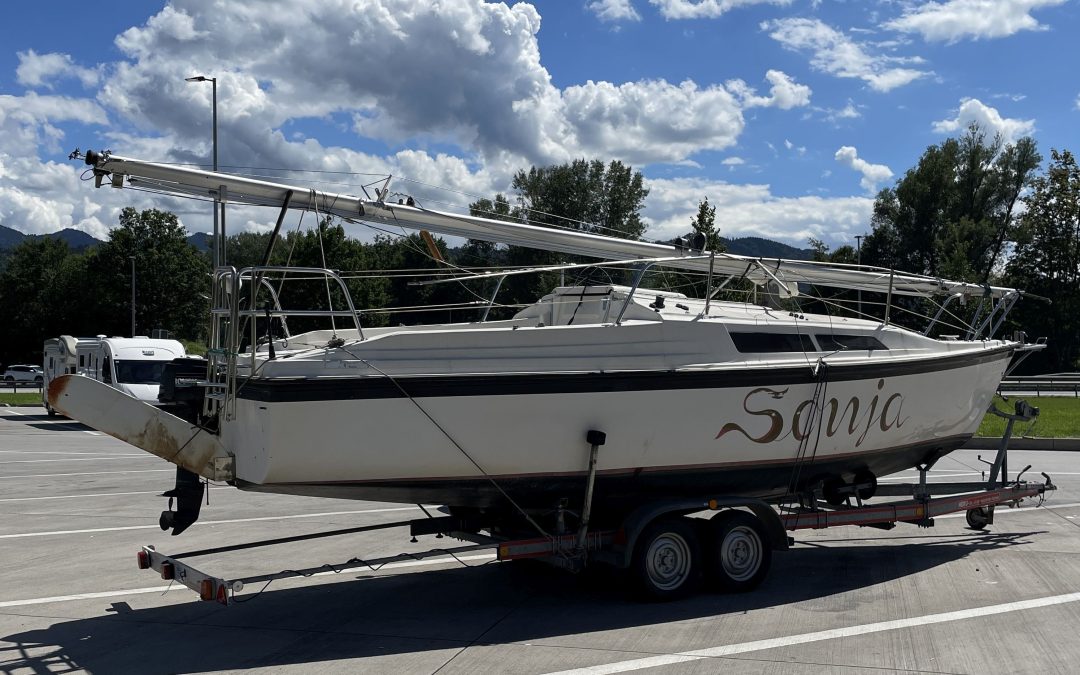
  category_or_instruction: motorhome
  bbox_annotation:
[43,335,187,414]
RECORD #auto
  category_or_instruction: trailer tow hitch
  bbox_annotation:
[159,466,204,536]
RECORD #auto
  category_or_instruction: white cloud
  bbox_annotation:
[827,101,862,121]
[0,93,108,155]
[16,50,101,89]
[588,0,641,22]
[834,146,893,192]
[96,0,773,172]
[650,0,793,20]
[1075,93,1080,111]
[0,0,821,240]
[931,98,1035,144]
[561,79,746,163]
[764,18,929,92]
[784,139,806,155]
[721,156,745,171]
[885,0,1066,43]
[643,177,873,245]
[727,70,811,110]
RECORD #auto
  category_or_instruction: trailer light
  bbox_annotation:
[136,550,151,569]
[199,579,214,601]
[708,499,719,510]
[160,562,175,580]
[216,584,229,605]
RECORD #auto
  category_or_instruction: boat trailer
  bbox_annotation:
[136,401,1055,604]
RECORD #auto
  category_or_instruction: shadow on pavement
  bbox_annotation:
[1,530,1041,674]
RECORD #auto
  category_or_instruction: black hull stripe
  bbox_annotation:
[237,345,1014,402]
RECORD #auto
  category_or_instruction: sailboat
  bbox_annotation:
[52,150,1040,537]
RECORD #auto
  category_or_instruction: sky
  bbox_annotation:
[0,0,1076,249]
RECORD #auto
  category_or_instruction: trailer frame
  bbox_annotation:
[135,400,1055,605]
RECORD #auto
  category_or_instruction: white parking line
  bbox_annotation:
[0,506,421,539]
[0,553,496,609]
[0,450,144,457]
[0,490,164,503]
[0,469,172,479]
[0,456,155,464]
[545,591,1080,674]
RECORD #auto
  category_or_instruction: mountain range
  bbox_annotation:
[0,224,814,260]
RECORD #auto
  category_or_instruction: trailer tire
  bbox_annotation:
[966,507,989,530]
[708,510,771,593]
[631,517,702,601]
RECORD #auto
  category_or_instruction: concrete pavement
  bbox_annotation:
[2,406,1079,674]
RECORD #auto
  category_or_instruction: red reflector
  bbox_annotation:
[160,562,175,580]
[136,551,151,569]
[199,579,214,602]
[216,583,229,605]
[613,528,627,545]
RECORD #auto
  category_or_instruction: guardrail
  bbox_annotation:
[1,381,43,394]
[1000,374,1080,397]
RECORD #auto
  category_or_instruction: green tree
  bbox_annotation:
[1005,149,1080,370]
[88,208,210,339]
[862,124,1040,280]
[0,238,77,365]
[690,198,725,253]
[468,159,651,311]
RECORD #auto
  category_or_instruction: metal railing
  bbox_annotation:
[999,374,1080,397]
[204,265,364,421]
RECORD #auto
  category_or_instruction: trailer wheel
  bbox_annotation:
[966,507,989,530]
[708,510,771,593]
[45,403,55,417]
[631,517,702,601]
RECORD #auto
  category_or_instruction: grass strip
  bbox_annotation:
[978,395,1080,438]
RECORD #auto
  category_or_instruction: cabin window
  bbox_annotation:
[816,334,888,351]
[730,332,814,353]
[102,356,113,384]
[79,355,85,367]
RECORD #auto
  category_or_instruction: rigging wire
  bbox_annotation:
[341,349,554,542]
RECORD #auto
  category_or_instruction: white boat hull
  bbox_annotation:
[227,344,1012,508]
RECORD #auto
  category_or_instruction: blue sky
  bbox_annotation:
[0,0,1076,248]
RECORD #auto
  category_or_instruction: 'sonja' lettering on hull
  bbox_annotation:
[715,379,908,447]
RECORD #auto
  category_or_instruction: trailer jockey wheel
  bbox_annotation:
[966,507,990,530]
[631,517,703,601]
[708,510,771,593]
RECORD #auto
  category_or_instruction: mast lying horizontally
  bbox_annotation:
[74,149,1017,299]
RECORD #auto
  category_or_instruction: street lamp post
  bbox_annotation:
[130,256,136,337]
[185,75,222,268]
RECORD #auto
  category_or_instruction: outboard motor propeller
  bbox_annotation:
[159,466,204,536]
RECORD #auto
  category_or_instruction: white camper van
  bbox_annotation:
[43,335,187,414]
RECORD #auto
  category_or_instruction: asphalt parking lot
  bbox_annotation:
[2,405,1079,674]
